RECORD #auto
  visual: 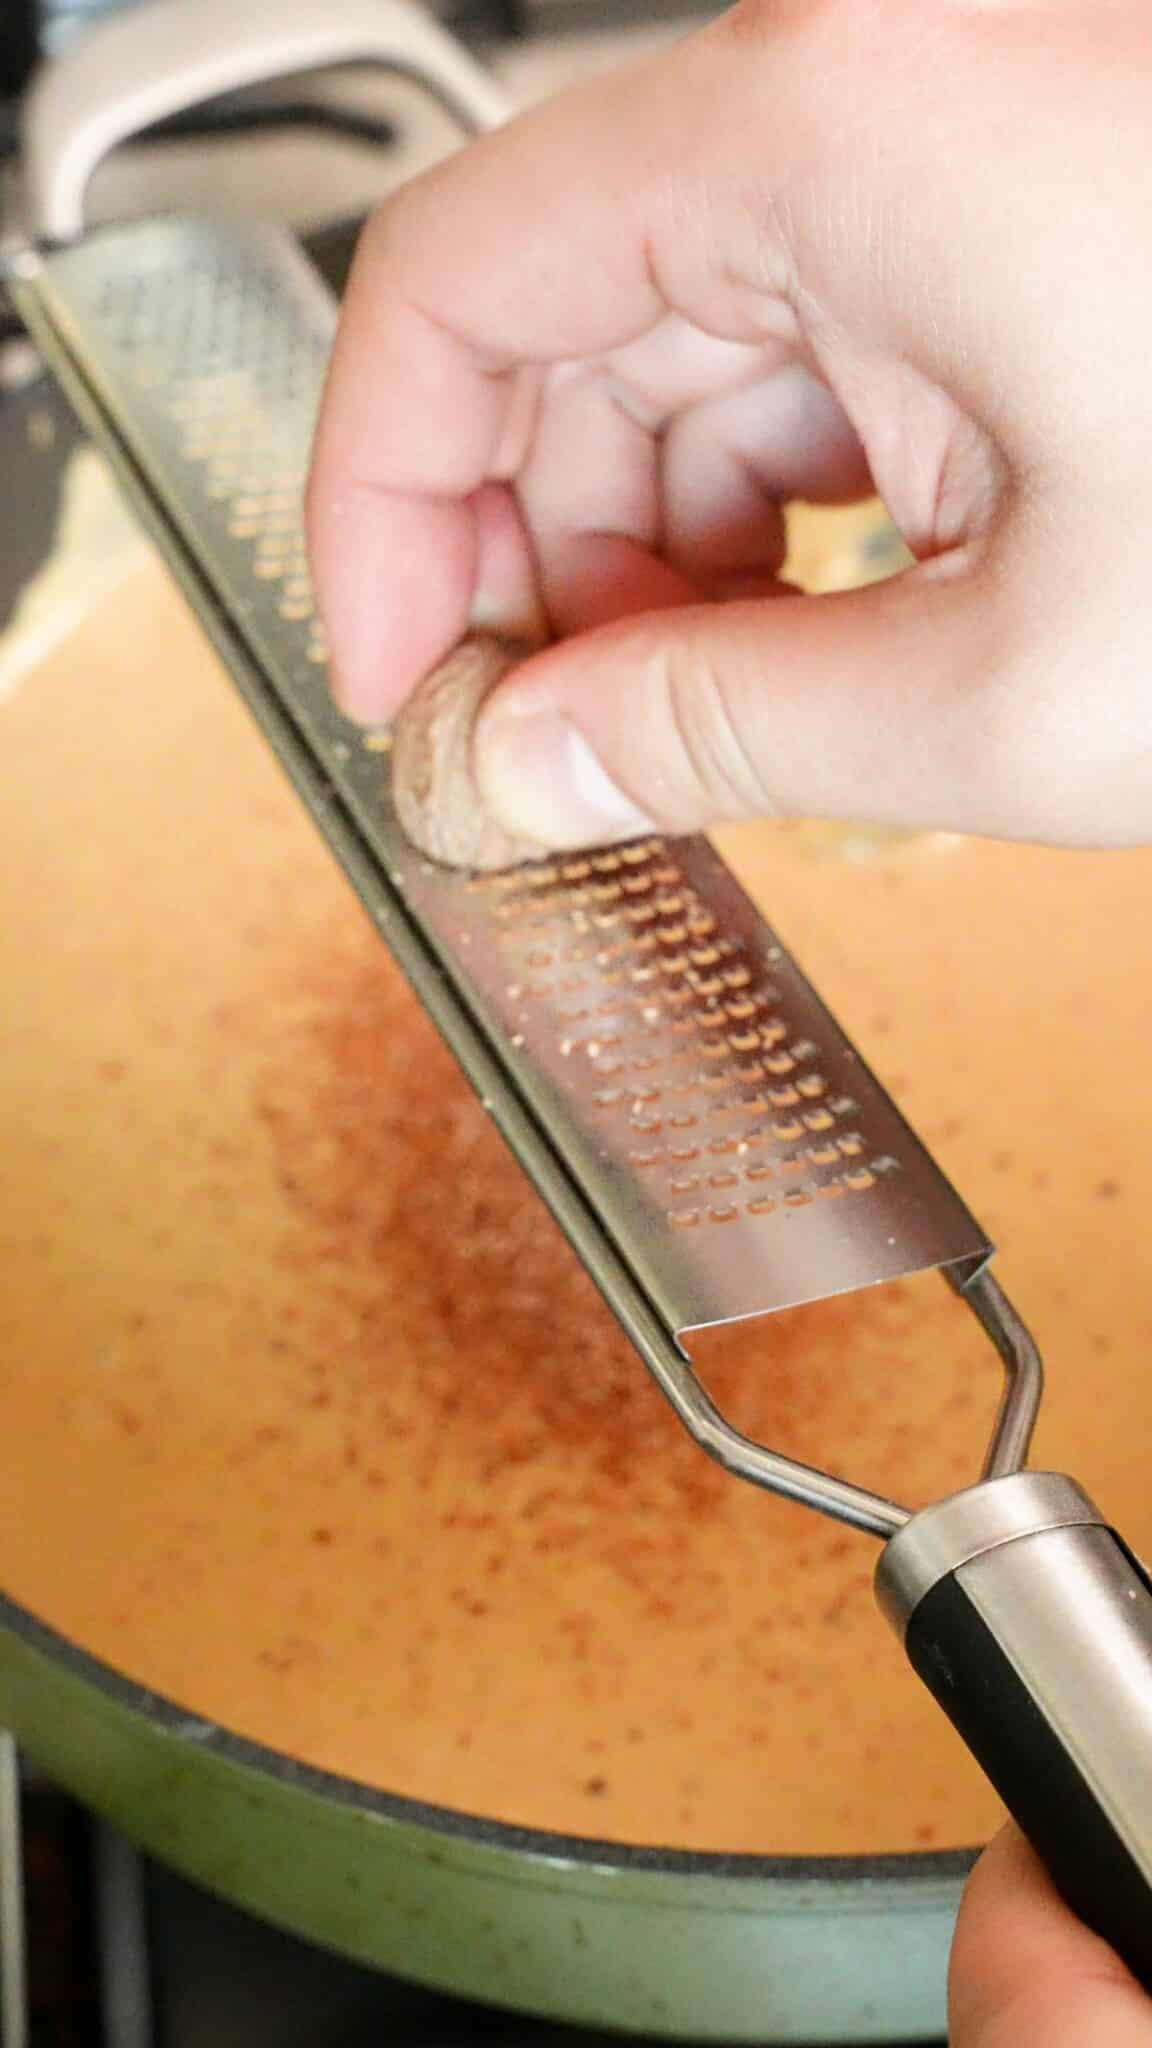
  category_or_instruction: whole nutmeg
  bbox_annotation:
[389,635,547,873]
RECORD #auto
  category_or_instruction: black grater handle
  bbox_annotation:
[877,1472,1152,1992]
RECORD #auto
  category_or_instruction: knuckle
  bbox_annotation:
[353,184,418,281]
[642,631,772,825]
[351,162,453,294]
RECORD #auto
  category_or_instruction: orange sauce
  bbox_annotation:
[3,562,1151,1855]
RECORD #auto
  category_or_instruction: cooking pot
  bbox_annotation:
[3,5,1150,2040]
[0,1599,967,2041]
[0,490,975,2048]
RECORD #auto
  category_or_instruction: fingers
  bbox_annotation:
[950,1826,1152,2048]
[514,361,693,634]
[305,6,864,721]
[472,559,1038,847]
[663,368,870,579]
[306,47,690,720]
[471,482,548,647]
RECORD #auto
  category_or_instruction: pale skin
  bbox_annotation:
[307,0,1152,2029]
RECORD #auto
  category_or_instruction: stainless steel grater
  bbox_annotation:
[12,0,1152,1991]
[5,209,1012,1537]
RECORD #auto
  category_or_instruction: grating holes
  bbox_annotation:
[728,1028,761,1054]
[96,249,929,1257]
[669,1208,701,1229]
[708,1204,740,1224]
[784,1189,814,1208]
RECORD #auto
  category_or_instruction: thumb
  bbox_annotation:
[473,569,1026,847]
[949,1825,1152,2048]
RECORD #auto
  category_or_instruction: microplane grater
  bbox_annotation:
[8,216,1037,1541]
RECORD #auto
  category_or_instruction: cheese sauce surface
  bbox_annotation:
[3,564,1150,1856]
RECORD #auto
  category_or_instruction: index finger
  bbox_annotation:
[304,26,758,718]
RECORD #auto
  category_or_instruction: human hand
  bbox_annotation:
[308,0,1152,853]
[951,1824,1152,2046]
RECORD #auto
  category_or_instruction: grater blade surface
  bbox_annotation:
[9,216,990,1345]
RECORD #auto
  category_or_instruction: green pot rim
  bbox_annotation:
[0,1586,979,1886]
